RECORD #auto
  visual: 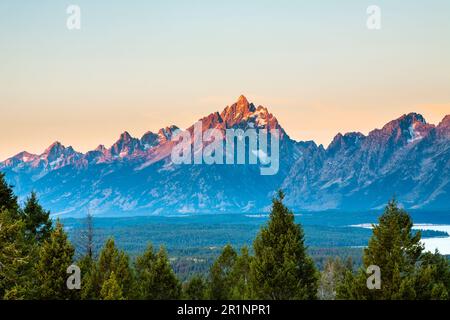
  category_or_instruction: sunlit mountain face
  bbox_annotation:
[1,96,449,217]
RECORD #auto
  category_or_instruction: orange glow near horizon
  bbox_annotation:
[1,95,449,161]
[1,1,450,160]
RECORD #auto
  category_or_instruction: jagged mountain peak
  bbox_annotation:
[401,112,426,123]
[437,114,450,137]
[255,105,268,112]
[112,131,141,146]
[236,94,251,112]
[381,112,426,132]
[221,96,256,122]
[237,94,248,104]
[110,131,141,158]
[159,125,179,133]
[327,132,366,153]
[141,131,159,150]
[217,96,281,131]
[35,141,82,169]
[12,151,37,161]
[141,130,156,136]
[118,131,133,141]
[41,141,79,159]
[43,141,64,153]
[331,131,365,143]
[95,144,107,153]
[366,112,434,146]
[158,125,179,143]
[438,115,450,128]
[1,151,38,167]
[344,131,366,140]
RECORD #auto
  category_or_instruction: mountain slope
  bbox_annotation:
[1,97,449,216]
[282,113,450,211]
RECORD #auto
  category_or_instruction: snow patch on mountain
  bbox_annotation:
[408,123,424,143]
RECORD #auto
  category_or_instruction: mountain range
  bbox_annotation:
[1,96,449,217]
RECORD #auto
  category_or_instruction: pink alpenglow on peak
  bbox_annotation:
[110,132,142,158]
[437,114,450,137]
[439,115,450,127]
[158,126,180,144]
[0,97,449,215]
[95,145,108,153]
[13,151,38,163]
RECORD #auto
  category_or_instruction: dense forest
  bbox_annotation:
[1,172,450,300]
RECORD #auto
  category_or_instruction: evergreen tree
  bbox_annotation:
[151,247,181,299]
[250,190,318,300]
[77,254,98,300]
[134,243,156,299]
[0,209,31,299]
[230,246,252,299]
[183,275,207,300]
[0,172,19,216]
[208,244,238,300]
[135,244,181,299]
[35,220,75,299]
[22,192,53,242]
[100,272,124,300]
[413,250,450,299]
[96,238,134,299]
[337,199,424,300]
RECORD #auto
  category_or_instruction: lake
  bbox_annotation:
[413,224,450,255]
[350,223,450,255]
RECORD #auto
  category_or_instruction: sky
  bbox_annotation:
[1,0,450,161]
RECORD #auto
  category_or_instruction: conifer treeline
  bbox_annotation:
[1,172,449,300]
